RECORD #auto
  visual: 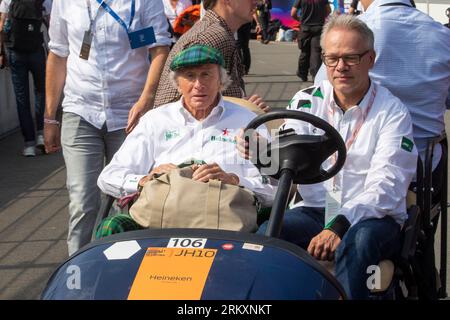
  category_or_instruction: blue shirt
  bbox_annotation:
[359,0,450,164]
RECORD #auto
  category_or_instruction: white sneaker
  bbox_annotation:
[23,146,36,157]
[36,134,45,152]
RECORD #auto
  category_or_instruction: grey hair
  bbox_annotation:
[169,65,232,92]
[320,14,374,52]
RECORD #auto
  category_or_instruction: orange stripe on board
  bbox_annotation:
[128,247,216,300]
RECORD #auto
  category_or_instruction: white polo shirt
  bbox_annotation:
[48,0,171,131]
[98,96,276,207]
[284,80,418,227]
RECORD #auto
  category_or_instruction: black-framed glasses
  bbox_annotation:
[321,50,370,67]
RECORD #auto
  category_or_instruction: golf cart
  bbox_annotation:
[41,109,350,299]
[41,109,448,300]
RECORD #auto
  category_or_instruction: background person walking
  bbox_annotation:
[291,0,330,82]
[0,0,52,156]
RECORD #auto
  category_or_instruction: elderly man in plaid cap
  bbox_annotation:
[155,0,270,112]
[95,44,276,238]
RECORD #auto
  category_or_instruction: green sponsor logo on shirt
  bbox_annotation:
[401,136,414,152]
[210,128,236,144]
[210,135,237,144]
[164,130,180,141]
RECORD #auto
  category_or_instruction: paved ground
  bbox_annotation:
[0,40,448,299]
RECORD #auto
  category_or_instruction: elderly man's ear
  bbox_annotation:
[368,50,376,68]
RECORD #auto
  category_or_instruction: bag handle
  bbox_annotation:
[146,168,191,228]
[206,179,221,228]
[148,174,171,228]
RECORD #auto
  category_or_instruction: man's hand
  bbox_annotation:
[308,229,341,261]
[246,94,271,113]
[126,45,169,134]
[138,163,177,187]
[44,123,61,154]
[191,163,239,185]
[236,128,251,160]
[255,24,262,34]
[236,128,267,161]
[126,98,151,134]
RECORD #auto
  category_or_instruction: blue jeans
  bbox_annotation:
[61,112,126,256]
[257,206,324,248]
[257,206,402,299]
[7,47,46,145]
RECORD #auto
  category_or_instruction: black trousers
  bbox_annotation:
[237,23,252,74]
[258,11,271,41]
[297,25,323,79]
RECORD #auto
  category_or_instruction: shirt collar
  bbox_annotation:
[366,0,412,12]
[330,80,375,114]
[357,80,376,114]
[203,10,234,39]
[176,95,225,125]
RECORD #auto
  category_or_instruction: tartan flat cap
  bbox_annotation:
[170,45,225,71]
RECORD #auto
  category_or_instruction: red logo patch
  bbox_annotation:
[222,243,234,250]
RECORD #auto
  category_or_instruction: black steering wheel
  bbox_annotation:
[244,110,346,185]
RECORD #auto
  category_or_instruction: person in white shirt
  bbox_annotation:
[162,0,192,27]
[316,0,450,191]
[96,45,275,238]
[44,0,171,256]
[359,0,450,197]
[254,15,418,299]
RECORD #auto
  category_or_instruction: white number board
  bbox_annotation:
[167,238,207,249]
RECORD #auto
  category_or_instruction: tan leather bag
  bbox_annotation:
[129,167,258,232]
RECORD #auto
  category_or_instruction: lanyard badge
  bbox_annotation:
[325,186,342,225]
[324,85,377,224]
[80,0,148,60]
[97,0,154,49]
[80,0,96,60]
[80,31,93,60]
[80,0,101,60]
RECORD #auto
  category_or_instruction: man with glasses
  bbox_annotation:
[255,14,417,299]
[316,0,450,189]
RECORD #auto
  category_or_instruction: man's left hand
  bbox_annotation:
[307,229,341,261]
[192,163,239,185]
[126,99,151,134]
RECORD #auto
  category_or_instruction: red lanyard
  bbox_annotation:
[327,86,377,189]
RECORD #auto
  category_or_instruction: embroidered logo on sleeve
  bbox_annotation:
[401,136,414,152]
